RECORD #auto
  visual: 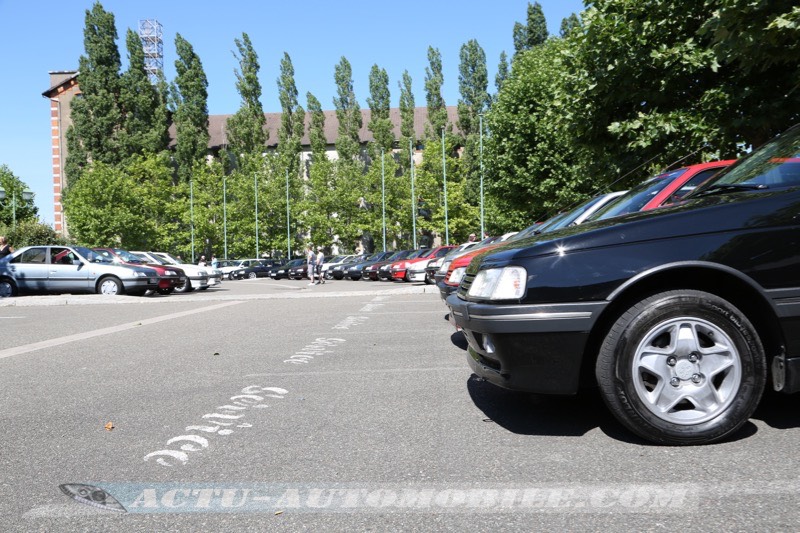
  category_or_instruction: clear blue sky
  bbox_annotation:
[0,0,586,225]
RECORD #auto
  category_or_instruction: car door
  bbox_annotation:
[7,247,49,291]
[47,246,92,292]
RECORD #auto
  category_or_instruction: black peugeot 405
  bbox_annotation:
[448,125,800,445]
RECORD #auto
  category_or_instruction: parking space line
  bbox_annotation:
[0,301,243,360]
[244,366,465,378]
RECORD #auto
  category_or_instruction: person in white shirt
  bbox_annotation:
[315,246,325,284]
[306,245,316,285]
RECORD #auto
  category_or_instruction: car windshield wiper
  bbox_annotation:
[694,183,768,197]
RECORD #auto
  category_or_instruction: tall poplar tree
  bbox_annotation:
[457,39,490,137]
[119,28,169,157]
[367,64,394,155]
[495,51,509,95]
[424,46,447,137]
[513,2,549,56]
[333,56,362,163]
[398,70,416,172]
[277,52,305,166]
[226,32,267,162]
[172,33,210,182]
[65,1,123,187]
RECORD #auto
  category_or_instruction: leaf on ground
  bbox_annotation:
[104,422,115,431]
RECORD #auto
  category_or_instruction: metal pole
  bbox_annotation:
[254,173,259,258]
[223,176,227,259]
[410,139,417,249]
[190,180,195,263]
[479,113,485,239]
[12,192,16,229]
[381,148,386,252]
[286,169,291,259]
[442,127,449,245]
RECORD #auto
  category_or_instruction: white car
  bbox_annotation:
[131,251,209,293]
[212,259,245,280]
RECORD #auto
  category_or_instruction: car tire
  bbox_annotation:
[157,287,174,295]
[248,272,257,279]
[0,277,18,297]
[424,273,434,285]
[595,290,766,445]
[97,276,123,295]
[228,273,235,280]
[174,279,192,293]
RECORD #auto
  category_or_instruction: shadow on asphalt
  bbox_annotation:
[466,374,763,445]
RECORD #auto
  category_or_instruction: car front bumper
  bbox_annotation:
[446,294,608,395]
[407,268,427,282]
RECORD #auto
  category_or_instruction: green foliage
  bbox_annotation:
[457,39,490,137]
[559,13,582,37]
[495,51,509,95]
[424,47,447,137]
[226,33,267,161]
[119,29,170,157]
[172,33,210,182]
[0,165,38,227]
[277,52,305,170]
[513,2,549,55]
[1,220,70,249]
[486,39,594,231]
[367,64,394,155]
[66,2,123,187]
[333,57,363,163]
[397,70,415,172]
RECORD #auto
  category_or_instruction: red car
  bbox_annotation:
[390,246,454,282]
[587,160,734,221]
[93,247,187,295]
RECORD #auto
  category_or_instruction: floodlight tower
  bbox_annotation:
[139,19,164,83]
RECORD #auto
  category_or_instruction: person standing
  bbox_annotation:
[306,245,316,285]
[315,246,325,284]
[0,236,12,259]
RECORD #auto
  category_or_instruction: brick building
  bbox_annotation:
[43,70,459,236]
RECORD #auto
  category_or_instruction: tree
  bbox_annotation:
[172,33,209,182]
[495,51,509,95]
[367,64,394,155]
[65,2,123,188]
[333,56,362,163]
[513,2,549,55]
[0,165,38,227]
[486,38,594,231]
[303,92,337,251]
[560,13,582,37]
[226,33,267,163]
[397,70,416,173]
[457,39,490,137]
[424,47,447,137]
[119,28,170,157]
[277,52,305,168]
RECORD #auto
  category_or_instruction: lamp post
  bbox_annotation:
[189,179,195,263]
[254,173,259,258]
[381,148,386,252]
[223,176,228,260]
[479,113,485,239]
[410,139,417,249]
[286,168,291,259]
[442,127,449,245]
[0,187,34,229]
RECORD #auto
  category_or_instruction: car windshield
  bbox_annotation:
[406,249,430,260]
[74,246,110,263]
[548,194,618,229]
[158,253,182,265]
[691,127,800,193]
[588,169,687,221]
[134,252,164,265]
[113,249,145,264]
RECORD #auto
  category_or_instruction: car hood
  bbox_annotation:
[473,188,800,268]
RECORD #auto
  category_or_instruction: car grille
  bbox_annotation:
[458,273,475,298]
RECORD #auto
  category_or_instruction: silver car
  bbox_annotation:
[0,245,160,297]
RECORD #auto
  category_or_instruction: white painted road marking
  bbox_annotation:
[0,301,243,360]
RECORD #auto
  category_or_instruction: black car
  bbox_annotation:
[345,251,395,280]
[240,259,284,279]
[268,258,304,280]
[448,125,800,445]
[330,254,368,280]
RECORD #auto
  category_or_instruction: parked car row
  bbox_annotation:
[444,128,800,445]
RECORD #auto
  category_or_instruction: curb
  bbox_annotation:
[0,284,442,307]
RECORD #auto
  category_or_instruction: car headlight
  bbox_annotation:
[467,267,527,300]
[438,260,451,274]
[133,271,148,277]
[429,258,443,269]
[448,267,466,284]
[164,271,175,276]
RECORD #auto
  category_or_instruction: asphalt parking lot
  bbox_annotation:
[2,277,800,531]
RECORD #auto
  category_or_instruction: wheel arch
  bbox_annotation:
[580,262,784,388]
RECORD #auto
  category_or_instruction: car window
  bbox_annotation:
[433,248,452,258]
[665,168,723,204]
[591,170,687,220]
[51,247,76,265]
[12,247,47,264]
